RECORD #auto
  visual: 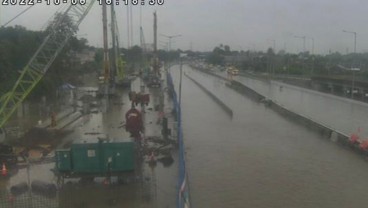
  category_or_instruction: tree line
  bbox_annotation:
[206,44,368,80]
[0,24,96,101]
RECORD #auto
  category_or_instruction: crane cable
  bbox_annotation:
[1,5,35,28]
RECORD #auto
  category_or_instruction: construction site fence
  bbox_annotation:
[0,190,58,208]
[166,71,190,208]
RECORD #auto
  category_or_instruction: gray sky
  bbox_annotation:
[1,0,368,54]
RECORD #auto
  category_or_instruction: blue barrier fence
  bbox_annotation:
[167,72,190,208]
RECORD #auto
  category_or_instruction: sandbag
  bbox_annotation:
[10,182,29,196]
[31,180,57,198]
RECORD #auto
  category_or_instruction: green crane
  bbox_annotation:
[0,2,95,141]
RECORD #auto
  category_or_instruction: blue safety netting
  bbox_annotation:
[166,72,190,208]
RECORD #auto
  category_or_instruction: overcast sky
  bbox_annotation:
[1,0,368,54]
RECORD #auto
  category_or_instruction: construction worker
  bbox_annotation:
[50,111,56,127]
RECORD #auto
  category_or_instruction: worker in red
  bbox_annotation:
[125,105,143,140]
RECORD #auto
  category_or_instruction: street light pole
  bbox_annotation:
[343,30,358,99]
[160,34,182,51]
[350,67,360,99]
[159,41,169,51]
[267,39,276,51]
[342,30,357,53]
[294,35,306,53]
[306,37,314,55]
[267,39,276,76]
[306,37,315,75]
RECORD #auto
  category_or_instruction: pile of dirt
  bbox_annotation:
[14,128,72,148]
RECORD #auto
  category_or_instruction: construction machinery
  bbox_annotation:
[0,2,95,166]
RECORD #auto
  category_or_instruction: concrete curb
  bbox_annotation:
[184,73,233,117]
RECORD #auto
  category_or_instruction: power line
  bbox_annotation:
[1,5,34,28]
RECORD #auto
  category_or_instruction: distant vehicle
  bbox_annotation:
[98,76,105,84]
[227,66,239,76]
[231,69,239,76]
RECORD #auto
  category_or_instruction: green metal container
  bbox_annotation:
[55,150,72,172]
[102,142,135,172]
[56,141,135,175]
[71,143,102,173]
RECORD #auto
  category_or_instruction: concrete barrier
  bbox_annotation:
[229,78,350,144]
[189,65,226,80]
[226,81,265,102]
[189,65,362,155]
[185,73,233,117]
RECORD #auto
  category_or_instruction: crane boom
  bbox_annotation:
[0,2,95,128]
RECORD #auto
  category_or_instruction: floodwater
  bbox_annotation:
[171,65,368,208]
[221,71,368,138]
[0,74,177,208]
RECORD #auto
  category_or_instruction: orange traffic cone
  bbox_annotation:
[2,163,7,176]
[103,178,109,186]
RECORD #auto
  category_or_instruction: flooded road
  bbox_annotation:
[171,65,368,208]
[217,71,368,138]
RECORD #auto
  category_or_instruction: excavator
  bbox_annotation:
[0,2,95,167]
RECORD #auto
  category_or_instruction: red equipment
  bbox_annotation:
[125,108,143,138]
[2,163,7,176]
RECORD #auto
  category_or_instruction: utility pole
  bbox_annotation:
[126,5,130,48]
[294,35,306,53]
[130,5,133,46]
[309,37,314,55]
[153,11,159,77]
[306,37,315,75]
[160,34,182,51]
[268,39,276,52]
[267,39,276,76]
[294,35,306,76]
[110,3,117,86]
[102,1,109,95]
[154,12,157,54]
[101,1,110,112]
